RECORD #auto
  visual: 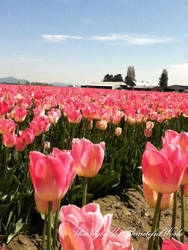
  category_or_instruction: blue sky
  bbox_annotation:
[0,0,188,85]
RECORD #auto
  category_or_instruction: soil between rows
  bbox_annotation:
[6,189,188,250]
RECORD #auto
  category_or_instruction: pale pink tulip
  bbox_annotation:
[71,138,105,178]
[59,203,132,250]
[143,177,173,210]
[142,142,188,193]
[29,149,76,201]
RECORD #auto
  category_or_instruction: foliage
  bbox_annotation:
[159,69,168,89]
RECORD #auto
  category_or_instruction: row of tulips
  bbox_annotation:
[142,130,188,249]
[2,135,188,249]
[1,84,188,245]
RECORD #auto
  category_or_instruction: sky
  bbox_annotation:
[0,0,188,85]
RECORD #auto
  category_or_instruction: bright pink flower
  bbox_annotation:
[15,136,27,152]
[0,100,11,117]
[3,133,17,148]
[142,142,188,193]
[29,149,76,201]
[144,129,152,137]
[47,108,61,124]
[59,203,132,250]
[163,131,188,185]
[34,193,59,215]
[162,238,188,249]
[71,139,105,178]
[12,106,28,122]
[19,128,35,145]
[67,109,82,124]
[0,118,17,135]
[143,177,173,210]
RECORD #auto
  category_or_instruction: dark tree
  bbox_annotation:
[125,66,136,86]
[113,74,124,82]
[103,74,114,82]
[159,69,168,89]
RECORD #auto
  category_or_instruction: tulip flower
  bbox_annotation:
[35,193,59,215]
[71,138,105,178]
[96,120,108,130]
[59,203,132,250]
[115,127,122,137]
[15,136,27,152]
[143,177,173,210]
[29,149,76,202]
[12,106,28,122]
[3,133,17,148]
[162,238,188,249]
[144,129,152,137]
[142,142,188,194]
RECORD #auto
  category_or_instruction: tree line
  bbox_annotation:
[103,66,169,89]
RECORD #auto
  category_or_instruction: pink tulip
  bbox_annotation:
[19,128,35,145]
[34,193,59,215]
[71,138,105,178]
[144,129,152,137]
[59,203,132,250]
[143,177,173,210]
[163,131,188,185]
[142,142,188,193]
[115,127,122,137]
[15,136,27,152]
[12,106,28,122]
[0,118,17,135]
[146,121,154,130]
[96,120,108,131]
[3,133,17,148]
[162,238,188,249]
[29,149,76,201]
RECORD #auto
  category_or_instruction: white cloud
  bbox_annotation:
[90,34,176,45]
[43,34,83,42]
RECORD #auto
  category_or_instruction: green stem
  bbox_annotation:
[47,202,53,250]
[82,178,88,206]
[171,191,177,238]
[148,193,162,250]
[153,210,161,250]
[42,215,47,250]
[53,200,61,250]
[180,185,185,243]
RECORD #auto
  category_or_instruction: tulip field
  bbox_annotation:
[1,84,188,249]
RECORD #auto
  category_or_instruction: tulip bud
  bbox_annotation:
[144,129,152,137]
[96,120,107,131]
[146,121,154,130]
[44,141,50,150]
[115,127,122,136]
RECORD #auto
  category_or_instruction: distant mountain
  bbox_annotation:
[53,82,75,87]
[0,77,28,84]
